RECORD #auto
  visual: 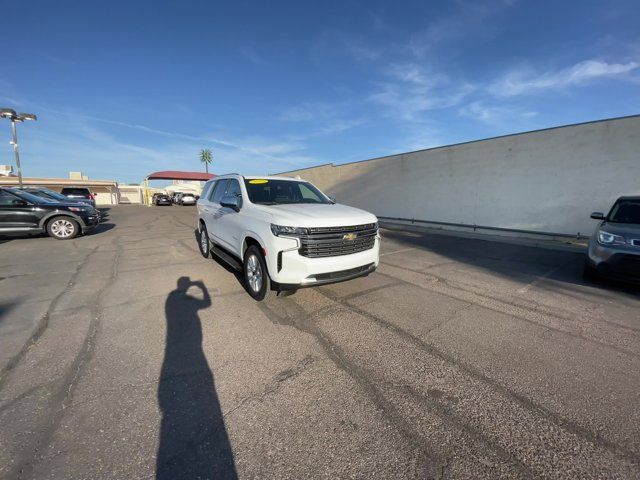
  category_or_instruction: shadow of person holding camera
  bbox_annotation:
[156,277,237,480]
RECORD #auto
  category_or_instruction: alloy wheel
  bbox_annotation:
[50,219,75,238]
[246,254,263,292]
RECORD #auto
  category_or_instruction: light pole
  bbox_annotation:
[0,108,37,188]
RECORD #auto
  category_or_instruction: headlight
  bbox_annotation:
[597,231,626,246]
[270,224,308,236]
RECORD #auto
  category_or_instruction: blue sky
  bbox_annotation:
[1,0,639,183]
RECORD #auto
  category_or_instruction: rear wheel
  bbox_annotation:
[243,245,271,301]
[198,224,210,258]
[47,216,79,240]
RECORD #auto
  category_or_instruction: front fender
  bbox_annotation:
[241,230,269,254]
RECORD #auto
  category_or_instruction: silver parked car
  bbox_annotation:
[180,193,196,206]
[585,196,640,283]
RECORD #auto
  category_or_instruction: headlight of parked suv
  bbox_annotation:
[270,224,308,236]
[597,230,626,246]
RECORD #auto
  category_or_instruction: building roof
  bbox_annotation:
[0,176,117,187]
[146,170,215,181]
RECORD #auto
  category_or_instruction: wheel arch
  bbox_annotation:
[242,234,266,257]
[39,211,82,229]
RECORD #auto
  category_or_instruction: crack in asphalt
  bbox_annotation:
[378,261,640,359]
[0,246,99,391]
[313,280,640,468]
[223,354,318,419]
[256,297,449,479]
[7,241,123,480]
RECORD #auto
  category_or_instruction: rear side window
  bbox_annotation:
[211,179,229,203]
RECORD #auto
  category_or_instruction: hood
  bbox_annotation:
[599,221,640,238]
[253,202,377,228]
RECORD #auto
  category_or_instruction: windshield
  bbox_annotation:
[608,199,640,224]
[243,179,331,205]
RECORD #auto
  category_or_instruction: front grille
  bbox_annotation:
[299,223,377,258]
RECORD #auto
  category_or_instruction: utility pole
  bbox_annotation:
[1,108,37,188]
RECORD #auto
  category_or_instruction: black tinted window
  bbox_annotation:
[243,179,329,205]
[0,190,19,206]
[211,179,229,203]
[61,188,90,196]
[609,199,640,224]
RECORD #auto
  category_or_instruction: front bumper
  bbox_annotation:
[266,235,380,289]
[586,241,640,282]
[79,214,100,232]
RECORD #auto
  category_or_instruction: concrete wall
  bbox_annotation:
[280,116,640,237]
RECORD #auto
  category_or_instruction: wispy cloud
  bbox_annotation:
[490,59,639,96]
[368,63,475,120]
[458,101,537,127]
[277,101,365,138]
[408,0,517,57]
[238,45,267,65]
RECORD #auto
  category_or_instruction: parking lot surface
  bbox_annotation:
[1,205,639,479]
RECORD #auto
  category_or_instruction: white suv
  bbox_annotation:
[196,174,380,300]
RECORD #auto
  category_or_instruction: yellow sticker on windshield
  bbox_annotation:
[249,179,268,184]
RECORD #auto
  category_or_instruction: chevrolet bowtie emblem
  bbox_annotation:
[343,233,357,241]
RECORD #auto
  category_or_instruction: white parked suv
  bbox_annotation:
[196,174,380,300]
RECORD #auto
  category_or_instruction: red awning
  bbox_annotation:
[146,171,215,181]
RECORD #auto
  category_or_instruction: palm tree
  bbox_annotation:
[199,149,213,173]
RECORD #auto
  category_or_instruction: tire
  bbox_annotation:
[243,245,272,301]
[47,216,79,240]
[198,224,210,258]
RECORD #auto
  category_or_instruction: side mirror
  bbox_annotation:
[12,199,28,206]
[590,212,605,220]
[220,195,240,212]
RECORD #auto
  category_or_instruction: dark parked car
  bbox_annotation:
[0,187,99,239]
[60,187,96,207]
[585,196,640,283]
[21,187,101,219]
[154,194,172,206]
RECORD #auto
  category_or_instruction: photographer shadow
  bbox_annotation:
[156,277,237,480]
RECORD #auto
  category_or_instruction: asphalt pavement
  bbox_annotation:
[1,205,639,479]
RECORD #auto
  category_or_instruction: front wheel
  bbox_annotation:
[198,224,210,258]
[47,216,79,240]
[243,245,272,301]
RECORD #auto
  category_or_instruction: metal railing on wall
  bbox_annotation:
[377,216,588,240]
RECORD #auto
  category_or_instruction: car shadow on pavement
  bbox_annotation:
[382,229,640,297]
[156,277,237,480]
[88,223,116,235]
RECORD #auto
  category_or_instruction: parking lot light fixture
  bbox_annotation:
[0,107,37,188]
